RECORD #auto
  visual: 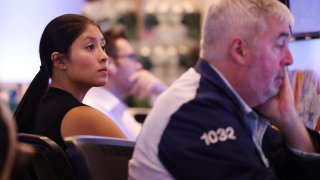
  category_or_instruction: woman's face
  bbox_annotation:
[65,24,108,89]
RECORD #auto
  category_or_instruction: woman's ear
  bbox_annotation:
[51,52,67,70]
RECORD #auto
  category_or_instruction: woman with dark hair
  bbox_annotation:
[13,14,126,149]
[84,27,166,140]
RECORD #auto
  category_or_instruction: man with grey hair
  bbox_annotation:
[129,0,320,179]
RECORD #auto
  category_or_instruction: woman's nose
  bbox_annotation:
[100,49,109,63]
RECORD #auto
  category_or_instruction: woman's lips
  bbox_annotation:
[98,67,108,76]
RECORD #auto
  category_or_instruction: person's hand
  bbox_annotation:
[256,69,315,153]
[255,69,296,126]
[129,70,167,100]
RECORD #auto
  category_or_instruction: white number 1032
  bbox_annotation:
[200,127,236,146]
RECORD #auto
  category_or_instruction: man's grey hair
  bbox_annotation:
[200,0,294,61]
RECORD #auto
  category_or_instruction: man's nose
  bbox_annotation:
[283,47,293,66]
[135,61,143,70]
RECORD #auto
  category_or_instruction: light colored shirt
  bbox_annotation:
[210,64,270,167]
[83,87,142,141]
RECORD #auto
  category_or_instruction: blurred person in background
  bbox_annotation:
[84,27,167,140]
[14,14,126,149]
[0,97,12,124]
[0,97,17,180]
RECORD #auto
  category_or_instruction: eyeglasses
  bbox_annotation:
[116,54,139,62]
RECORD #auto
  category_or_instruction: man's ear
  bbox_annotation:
[51,52,67,70]
[230,38,248,65]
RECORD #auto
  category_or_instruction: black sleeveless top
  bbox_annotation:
[31,87,86,149]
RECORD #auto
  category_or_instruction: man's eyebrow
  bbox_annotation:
[275,32,290,42]
[279,32,290,38]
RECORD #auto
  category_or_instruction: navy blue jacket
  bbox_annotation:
[129,60,320,180]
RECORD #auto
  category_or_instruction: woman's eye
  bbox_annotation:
[102,45,106,52]
[86,44,95,51]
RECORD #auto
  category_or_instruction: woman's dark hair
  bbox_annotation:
[103,27,129,59]
[14,14,99,132]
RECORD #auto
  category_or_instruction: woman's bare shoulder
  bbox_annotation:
[60,106,127,139]
[64,105,108,121]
